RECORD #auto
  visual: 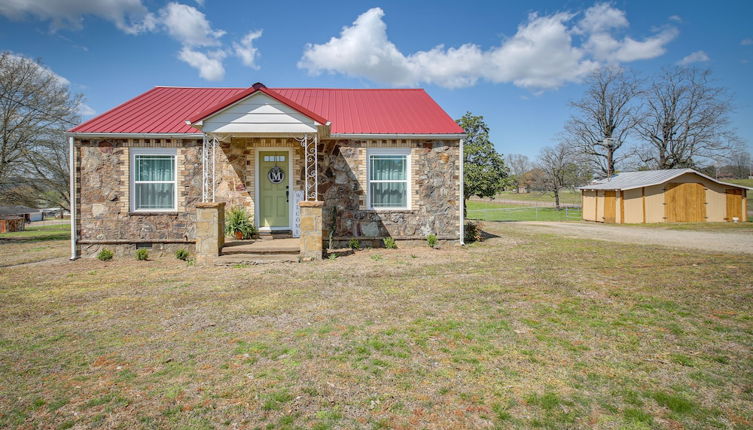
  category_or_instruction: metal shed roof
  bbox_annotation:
[70,86,465,136]
[579,168,752,191]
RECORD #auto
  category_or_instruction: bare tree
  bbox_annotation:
[563,68,641,177]
[727,148,752,179]
[0,52,81,209]
[505,153,532,192]
[635,67,738,169]
[537,143,590,209]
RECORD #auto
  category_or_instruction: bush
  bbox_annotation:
[97,249,113,261]
[225,206,257,239]
[383,237,397,249]
[348,239,360,250]
[426,234,438,248]
[464,221,483,243]
[175,249,189,261]
[135,249,149,261]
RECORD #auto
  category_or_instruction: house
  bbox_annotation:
[67,83,466,260]
[579,169,750,223]
[0,205,44,222]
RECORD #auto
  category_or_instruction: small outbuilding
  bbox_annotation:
[579,169,750,223]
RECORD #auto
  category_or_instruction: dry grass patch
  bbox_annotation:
[0,225,752,429]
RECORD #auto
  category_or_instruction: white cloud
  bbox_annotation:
[178,47,226,80]
[0,0,156,34]
[233,30,262,69]
[159,2,224,47]
[678,50,710,65]
[741,38,753,46]
[77,102,96,116]
[668,15,682,23]
[4,53,71,87]
[299,4,678,90]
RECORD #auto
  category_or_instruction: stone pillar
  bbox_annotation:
[299,201,324,260]
[195,202,225,265]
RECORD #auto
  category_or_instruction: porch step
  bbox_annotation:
[258,230,293,240]
[215,254,298,266]
[222,238,299,255]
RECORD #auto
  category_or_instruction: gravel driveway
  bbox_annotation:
[512,221,753,255]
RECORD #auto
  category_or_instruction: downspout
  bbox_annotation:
[459,138,465,245]
[68,136,77,260]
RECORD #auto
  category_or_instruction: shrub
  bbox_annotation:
[97,249,113,261]
[328,253,337,260]
[348,239,360,250]
[383,237,397,249]
[135,249,149,261]
[175,249,189,261]
[464,221,483,243]
[426,234,438,248]
[225,206,257,239]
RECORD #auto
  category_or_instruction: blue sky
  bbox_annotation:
[1,0,752,159]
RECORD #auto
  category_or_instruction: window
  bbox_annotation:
[131,148,177,211]
[368,149,410,209]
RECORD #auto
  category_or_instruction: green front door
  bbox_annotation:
[259,151,289,228]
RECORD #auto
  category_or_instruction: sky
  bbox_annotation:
[1,0,752,159]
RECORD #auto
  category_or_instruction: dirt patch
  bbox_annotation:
[513,221,753,254]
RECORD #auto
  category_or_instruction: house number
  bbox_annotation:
[268,166,285,184]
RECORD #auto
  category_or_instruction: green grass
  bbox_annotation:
[467,200,582,221]
[496,190,581,205]
[0,223,751,428]
[726,178,753,187]
[0,223,70,241]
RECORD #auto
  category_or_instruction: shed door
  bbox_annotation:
[725,189,743,222]
[665,182,706,222]
[603,191,616,223]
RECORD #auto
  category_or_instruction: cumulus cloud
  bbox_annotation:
[159,2,224,47]
[299,4,678,90]
[77,102,96,116]
[0,0,156,34]
[233,30,263,69]
[678,50,710,65]
[178,47,226,81]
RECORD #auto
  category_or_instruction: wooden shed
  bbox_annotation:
[580,169,750,223]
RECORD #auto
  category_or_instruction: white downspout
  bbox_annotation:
[459,138,465,245]
[68,136,77,260]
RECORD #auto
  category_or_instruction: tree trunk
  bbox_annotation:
[554,189,561,210]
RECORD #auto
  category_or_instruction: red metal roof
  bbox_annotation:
[70,86,465,135]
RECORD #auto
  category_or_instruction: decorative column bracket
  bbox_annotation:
[202,134,218,202]
[296,134,318,201]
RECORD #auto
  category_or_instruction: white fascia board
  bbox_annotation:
[67,132,204,139]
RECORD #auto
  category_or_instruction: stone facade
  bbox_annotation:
[319,139,460,245]
[73,137,460,257]
[299,201,323,260]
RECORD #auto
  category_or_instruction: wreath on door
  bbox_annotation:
[268,166,285,184]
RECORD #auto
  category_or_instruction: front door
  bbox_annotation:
[258,151,289,228]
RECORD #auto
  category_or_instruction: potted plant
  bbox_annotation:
[225,206,256,240]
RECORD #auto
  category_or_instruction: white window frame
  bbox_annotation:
[130,148,178,212]
[366,148,411,210]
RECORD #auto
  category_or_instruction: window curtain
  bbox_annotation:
[135,155,175,210]
[370,155,407,208]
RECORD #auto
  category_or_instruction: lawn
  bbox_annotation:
[468,200,582,222]
[496,190,581,205]
[621,222,753,233]
[726,178,753,188]
[0,223,70,267]
[1,223,752,429]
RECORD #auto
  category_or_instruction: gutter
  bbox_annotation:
[68,136,77,260]
[459,138,465,245]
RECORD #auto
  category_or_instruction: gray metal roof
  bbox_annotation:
[579,168,752,191]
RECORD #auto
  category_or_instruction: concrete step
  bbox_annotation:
[215,254,298,266]
[258,230,293,240]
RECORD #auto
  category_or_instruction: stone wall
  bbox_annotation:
[74,137,460,256]
[319,139,461,243]
[74,138,202,256]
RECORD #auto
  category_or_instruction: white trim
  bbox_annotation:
[459,138,465,245]
[191,91,323,130]
[366,148,411,210]
[254,147,294,230]
[331,133,465,139]
[69,136,77,260]
[67,132,203,139]
[129,148,178,212]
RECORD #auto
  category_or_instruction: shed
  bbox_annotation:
[579,169,750,223]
